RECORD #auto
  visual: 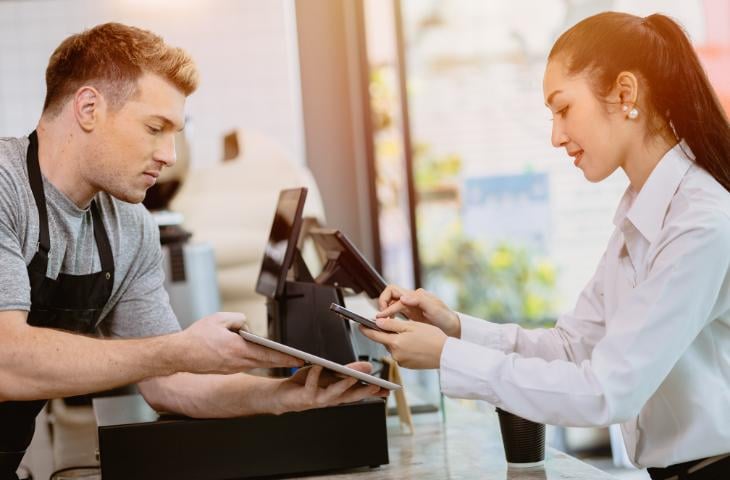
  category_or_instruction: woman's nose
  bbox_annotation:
[551,122,569,148]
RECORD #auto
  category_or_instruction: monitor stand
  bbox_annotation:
[266,280,355,366]
[267,249,356,368]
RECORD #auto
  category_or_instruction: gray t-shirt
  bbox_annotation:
[0,135,180,338]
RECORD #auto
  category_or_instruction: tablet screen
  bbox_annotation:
[239,330,401,391]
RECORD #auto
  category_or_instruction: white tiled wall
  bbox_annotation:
[0,0,305,168]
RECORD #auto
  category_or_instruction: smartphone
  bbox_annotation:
[329,303,387,332]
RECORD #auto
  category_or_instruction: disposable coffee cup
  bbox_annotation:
[496,407,546,468]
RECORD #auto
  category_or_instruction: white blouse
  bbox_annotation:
[439,143,730,468]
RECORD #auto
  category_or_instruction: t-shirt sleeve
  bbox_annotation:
[0,157,31,312]
[104,209,181,338]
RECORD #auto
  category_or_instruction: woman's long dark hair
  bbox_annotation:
[549,12,730,192]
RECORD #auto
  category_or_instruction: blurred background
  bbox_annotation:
[2,1,728,479]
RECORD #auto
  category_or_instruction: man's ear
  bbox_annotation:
[73,86,104,132]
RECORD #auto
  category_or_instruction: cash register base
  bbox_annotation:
[94,394,389,480]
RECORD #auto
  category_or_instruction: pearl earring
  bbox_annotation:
[628,107,639,120]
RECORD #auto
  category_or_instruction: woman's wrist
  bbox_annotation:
[448,311,461,338]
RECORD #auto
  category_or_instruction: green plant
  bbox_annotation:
[421,224,556,327]
[413,142,462,191]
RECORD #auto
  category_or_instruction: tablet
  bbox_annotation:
[239,330,401,391]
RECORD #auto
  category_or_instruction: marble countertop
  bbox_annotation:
[294,403,616,480]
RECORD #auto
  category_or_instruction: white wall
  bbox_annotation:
[0,0,305,168]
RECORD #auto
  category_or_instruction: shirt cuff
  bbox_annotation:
[439,336,505,405]
[0,303,31,312]
[458,313,509,352]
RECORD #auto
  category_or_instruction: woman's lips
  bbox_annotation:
[572,151,584,167]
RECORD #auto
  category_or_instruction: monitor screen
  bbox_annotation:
[255,187,308,298]
[310,228,387,298]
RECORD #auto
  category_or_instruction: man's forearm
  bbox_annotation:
[139,372,282,418]
[0,319,184,401]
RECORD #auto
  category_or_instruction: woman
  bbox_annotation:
[360,12,730,479]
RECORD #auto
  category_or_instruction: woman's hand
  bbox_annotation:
[377,285,461,338]
[359,317,448,369]
[270,362,389,415]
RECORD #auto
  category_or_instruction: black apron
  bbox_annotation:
[0,131,115,478]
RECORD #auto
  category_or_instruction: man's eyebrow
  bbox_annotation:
[545,90,563,107]
[149,115,184,132]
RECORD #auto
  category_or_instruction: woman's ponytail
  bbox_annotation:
[643,14,730,191]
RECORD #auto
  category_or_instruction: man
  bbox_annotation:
[0,23,384,477]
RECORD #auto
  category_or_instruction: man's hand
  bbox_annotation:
[359,317,447,369]
[176,312,303,374]
[377,285,461,338]
[270,362,389,415]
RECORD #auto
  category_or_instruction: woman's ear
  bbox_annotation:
[614,71,639,111]
[73,86,104,132]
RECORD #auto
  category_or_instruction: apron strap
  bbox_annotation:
[25,131,50,254]
[90,200,114,275]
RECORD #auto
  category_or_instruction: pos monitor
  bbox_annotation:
[309,228,387,299]
[255,187,308,298]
